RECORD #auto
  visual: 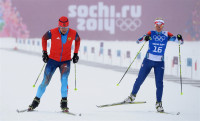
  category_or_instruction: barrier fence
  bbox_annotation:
[0,37,199,80]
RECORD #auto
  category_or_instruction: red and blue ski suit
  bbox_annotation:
[36,27,80,98]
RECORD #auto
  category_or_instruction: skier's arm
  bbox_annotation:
[74,32,80,54]
[137,31,151,44]
[72,32,80,63]
[168,32,183,44]
[42,30,52,51]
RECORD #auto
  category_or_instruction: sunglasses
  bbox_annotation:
[59,26,69,29]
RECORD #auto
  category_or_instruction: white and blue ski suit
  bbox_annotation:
[131,31,183,102]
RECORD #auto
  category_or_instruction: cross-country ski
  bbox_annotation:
[16,109,81,116]
[97,101,146,108]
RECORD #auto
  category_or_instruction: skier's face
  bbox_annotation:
[60,27,69,35]
[155,24,164,32]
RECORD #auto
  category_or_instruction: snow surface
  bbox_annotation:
[0,49,200,121]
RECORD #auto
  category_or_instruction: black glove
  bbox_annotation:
[177,34,183,40]
[144,35,151,41]
[42,51,49,63]
[72,53,79,63]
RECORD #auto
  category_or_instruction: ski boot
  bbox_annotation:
[156,101,164,112]
[28,97,40,111]
[124,94,136,103]
[60,97,69,112]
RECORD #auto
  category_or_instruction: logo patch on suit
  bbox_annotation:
[56,37,60,40]
[68,37,71,41]
[153,35,165,42]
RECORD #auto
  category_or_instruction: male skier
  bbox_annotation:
[124,17,183,112]
[28,16,80,112]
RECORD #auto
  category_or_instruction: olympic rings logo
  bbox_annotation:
[115,18,142,31]
[153,35,166,42]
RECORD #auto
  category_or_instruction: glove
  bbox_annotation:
[177,34,183,40]
[144,35,151,41]
[42,51,49,63]
[72,53,79,63]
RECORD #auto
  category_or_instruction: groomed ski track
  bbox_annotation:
[0,49,200,121]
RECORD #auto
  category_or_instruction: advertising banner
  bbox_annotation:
[1,0,199,41]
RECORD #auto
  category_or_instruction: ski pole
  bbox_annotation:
[33,63,46,87]
[178,43,183,95]
[74,64,77,91]
[117,41,147,86]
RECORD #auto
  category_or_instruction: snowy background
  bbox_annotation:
[0,38,200,121]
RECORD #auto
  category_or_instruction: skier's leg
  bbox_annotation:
[36,59,57,98]
[154,61,164,102]
[59,61,70,111]
[154,61,165,112]
[131,58,153,95]
[59,61,70,98]
[29,59,57,110]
